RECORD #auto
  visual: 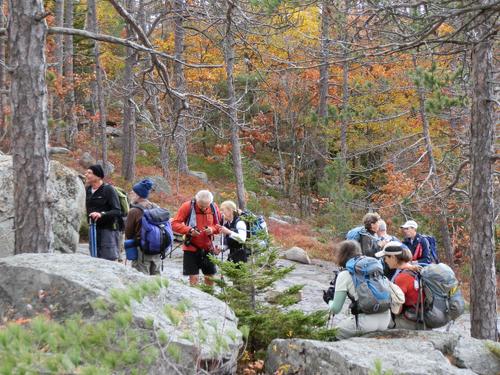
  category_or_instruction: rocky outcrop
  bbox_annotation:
[283,247,312,265]
[0,253,242,374]
[266,330,500,375]
[0,155,85,258]
[188,171,209,184]
[146,175,171,195]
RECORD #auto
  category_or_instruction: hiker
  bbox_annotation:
[171,190,221,286]
[377,220,405,245]
[216,200,247,263]
[376,242,426,330]
[85,164,121,261]
[328,240,391,339]
[359,213,385,257]
[125,179,161,275]
[401,220,432,264]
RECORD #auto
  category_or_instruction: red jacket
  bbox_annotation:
[171,200,220,252]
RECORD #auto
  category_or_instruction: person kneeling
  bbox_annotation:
[328,240,391,340]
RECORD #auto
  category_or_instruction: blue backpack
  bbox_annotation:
[346,256,391,314]
[240,210,267,238]
[421,234,439,263]
[136,206,173,258]
[346,226,364,241]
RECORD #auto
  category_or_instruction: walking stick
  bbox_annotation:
[89,219,97,258]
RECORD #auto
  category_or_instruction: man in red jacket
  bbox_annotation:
[172,190,221,286]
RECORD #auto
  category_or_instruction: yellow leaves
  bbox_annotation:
[436,23,455,37]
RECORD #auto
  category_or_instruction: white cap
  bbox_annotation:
[375,241,404,258]
[400,220,418,229]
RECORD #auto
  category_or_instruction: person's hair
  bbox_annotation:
[378,219,387,232]
[334,240,362,268]
[363,212,381,231]
[220,200,238,215]
[195,190,213,203]
[394,248,413,264]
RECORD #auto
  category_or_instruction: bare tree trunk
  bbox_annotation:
[53,0,64,121]
[413,56,454,265]
[87,0,108,173]
[339,56,349,160]
[121,0,136,182]
[63,0,77,148]
[315,0,330,180]
[273,110,286,192]
[469,34,498,341]
[224,1,245,209]
[173,0,189,174]
[8,0,52,253]
[0,0,8,144]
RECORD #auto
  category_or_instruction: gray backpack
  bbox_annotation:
[420,263,465,328]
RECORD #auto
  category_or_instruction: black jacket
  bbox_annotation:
[86,183,121,230]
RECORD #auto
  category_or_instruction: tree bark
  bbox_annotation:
[315,0,330,180]
[173,0,189,174]
[87,0,108,173]
[0,0,7,144]
[413,56,454,265]
[53,0,64,121]
[469,35,498,341]
[121,0,136,182]
[63,0,77,148]
[8,0,52,253]
[224,1,246,209]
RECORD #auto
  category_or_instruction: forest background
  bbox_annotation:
[1,0,498,341]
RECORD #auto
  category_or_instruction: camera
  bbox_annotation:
[322,269,340,305]
[184,227,199,246]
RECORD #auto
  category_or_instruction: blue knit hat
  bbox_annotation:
[133,179,154,199]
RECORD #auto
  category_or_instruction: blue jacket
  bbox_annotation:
[403,233,432,264]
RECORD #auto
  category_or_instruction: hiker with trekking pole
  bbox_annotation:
[85,165,121,261]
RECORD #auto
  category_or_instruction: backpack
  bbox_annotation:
[421,234,439,263]
[135,206,173,258]
[239,210,267,238]
[113,186,130,216]
[419,263,464,328]
[187,199,220,227]
[345,256,391,314]
[346,226,364,241]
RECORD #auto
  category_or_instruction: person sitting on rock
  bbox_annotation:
[125,179,160,275]
[328,240,391,339]
[171,190,221,286]
[376,242,426,330]
[216,200,248,263]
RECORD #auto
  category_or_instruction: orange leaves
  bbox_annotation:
[373,164,416,218]
[214,143,232,157]
[242,360,264,375]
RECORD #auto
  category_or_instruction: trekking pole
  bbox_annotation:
[89,218,97,258]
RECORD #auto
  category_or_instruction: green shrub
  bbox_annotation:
[210,231,336,357]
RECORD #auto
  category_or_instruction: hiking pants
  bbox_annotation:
[335,310,391,340]
[96,229,120,261]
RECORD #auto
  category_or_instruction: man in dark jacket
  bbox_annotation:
[401,220,432,264]
[85,164,121,261]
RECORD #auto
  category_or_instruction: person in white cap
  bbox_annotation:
[400,220,432,264]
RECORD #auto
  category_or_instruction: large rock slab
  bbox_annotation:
[0,253,242,374]
[283,247,311,265]
[266,330,499,375]
[0,155,85,258]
